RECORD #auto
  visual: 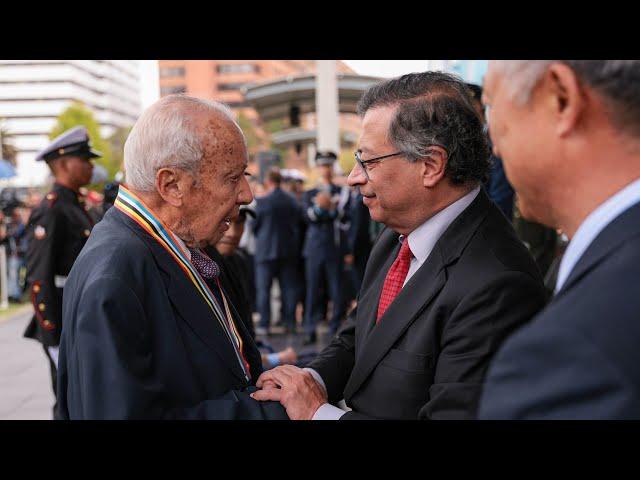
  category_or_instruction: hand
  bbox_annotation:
[252,365,327,420]
[344,254,354,266]
[314,192,333,210]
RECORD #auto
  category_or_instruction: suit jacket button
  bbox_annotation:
[84,229,91,237]
[38,303,46,312]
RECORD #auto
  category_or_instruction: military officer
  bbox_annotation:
[302,150,351,344]
[23,126,99,414]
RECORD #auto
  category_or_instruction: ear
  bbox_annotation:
[420,145,448,188]
[155,167,191,207]
[545,63,586,138]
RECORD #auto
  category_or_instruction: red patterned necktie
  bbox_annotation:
[376,238,413,323]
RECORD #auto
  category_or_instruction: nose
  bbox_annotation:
[347,163,367,187]
[237,174,253,205]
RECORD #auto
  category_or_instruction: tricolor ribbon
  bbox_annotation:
[114,185,251,381]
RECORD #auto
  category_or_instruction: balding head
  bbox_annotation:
[124,94,244,191]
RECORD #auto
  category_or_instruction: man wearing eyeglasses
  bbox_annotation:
[251,71,547,420]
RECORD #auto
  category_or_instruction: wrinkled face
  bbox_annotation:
[347,105,424,233]
[215,214,246,256]
[62,155,94,188]
[483,63,553,223]
[177,114,253,248]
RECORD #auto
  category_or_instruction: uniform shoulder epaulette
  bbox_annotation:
[45,191,58,208]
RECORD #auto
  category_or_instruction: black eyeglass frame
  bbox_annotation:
[353,150,404,179]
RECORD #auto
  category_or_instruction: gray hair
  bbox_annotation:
[357,71,490,185]
[124,94,239,191]
[493,60,640,136]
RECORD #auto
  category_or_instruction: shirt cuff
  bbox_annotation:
[303,368,347,420]
[303,368,327,395]
[312,403,347,420]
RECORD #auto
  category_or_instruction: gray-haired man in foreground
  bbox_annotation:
[57,95,287,419]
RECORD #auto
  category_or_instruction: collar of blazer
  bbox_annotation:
[113,207,250,384]
[552,200,640,302]
[344,188,492,399]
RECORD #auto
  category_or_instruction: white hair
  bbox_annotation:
[124,94,240,191]
[491,60,554,104]
[492,60,640,137]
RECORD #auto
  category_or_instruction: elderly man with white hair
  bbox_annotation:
[479,61,640,419]
[56,95,288,419]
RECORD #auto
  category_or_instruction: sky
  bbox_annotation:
[342,60,433,78]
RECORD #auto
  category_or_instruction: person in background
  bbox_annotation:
[22,126,97,417]
[210,207,300,369]
[301,151,351,344]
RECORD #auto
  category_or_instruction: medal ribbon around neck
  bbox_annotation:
[114,185,250,381]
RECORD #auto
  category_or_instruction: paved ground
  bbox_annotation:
[0,306,55,420]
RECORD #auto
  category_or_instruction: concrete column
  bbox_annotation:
[315,60,340,157]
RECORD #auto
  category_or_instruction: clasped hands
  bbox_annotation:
[250,365,327,420]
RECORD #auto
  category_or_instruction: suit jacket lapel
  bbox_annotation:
[116,209,247,383]
[553,200,640,302]
[344,188,491,400]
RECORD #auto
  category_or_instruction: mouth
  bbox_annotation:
[361,193,376,205]
[220,216,232,231]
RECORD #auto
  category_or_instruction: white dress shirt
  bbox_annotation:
[555,177,640,293]
[309,186,481,420]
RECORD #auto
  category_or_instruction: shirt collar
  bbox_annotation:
[171,231,191,261]
[400,186,481,265]
[555,177,640,292]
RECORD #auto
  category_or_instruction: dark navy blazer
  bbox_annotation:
[253,187,303,263]
[479,200,640,419]
[56,207,287,419]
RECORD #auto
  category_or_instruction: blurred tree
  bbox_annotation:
[0,122,18,166]
[339,148,355,174]
[237,111,263,153]
[108,126,132,173]
[50,102,115,179]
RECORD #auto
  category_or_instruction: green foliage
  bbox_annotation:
[236,111,262,151]
[49,102,116,179]
[339,149,355,174]
[108,126,132,174]
[0,121,18,166]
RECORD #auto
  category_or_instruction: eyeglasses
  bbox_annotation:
[354,150,404,180]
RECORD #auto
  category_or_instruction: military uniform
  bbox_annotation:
[23,183,95,346]
[302,151,351,342]
[22,126,100,409]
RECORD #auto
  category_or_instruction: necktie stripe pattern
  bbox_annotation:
[376,238,413,323]
[114,185,251,381]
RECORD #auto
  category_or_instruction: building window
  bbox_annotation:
[160,85,186,95]
[217,82,248,92]
[159,66,185,78]
[216,64,259,74]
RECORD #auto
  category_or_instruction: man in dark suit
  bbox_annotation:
[301,151,351,343]
[253,168,303,335]
[478,60,640,419]
[251,72,546,419]
[56,95,287,419]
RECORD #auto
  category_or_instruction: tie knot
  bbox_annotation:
[399,237,413,260]
[188,248,220,279]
